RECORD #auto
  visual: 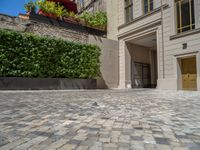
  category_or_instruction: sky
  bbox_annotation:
[0,0,36,16]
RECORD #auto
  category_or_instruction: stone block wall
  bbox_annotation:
[0,13,105,43]
[0,14,29,32]
[25,21,88,43]
[89,35,119,89]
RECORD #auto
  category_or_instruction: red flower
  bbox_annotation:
[47,0,78,13]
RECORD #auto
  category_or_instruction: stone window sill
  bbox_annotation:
[170,28,200,40]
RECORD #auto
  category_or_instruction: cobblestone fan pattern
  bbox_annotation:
[0,89,200,150]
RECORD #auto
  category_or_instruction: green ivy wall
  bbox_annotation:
[0,29,101,78]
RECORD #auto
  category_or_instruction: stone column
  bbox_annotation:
[118,40,131,89]
[197,52,200,91]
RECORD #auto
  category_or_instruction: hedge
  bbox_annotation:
[0,29,101,78]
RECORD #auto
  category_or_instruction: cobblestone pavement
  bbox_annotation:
[0,89,200,150]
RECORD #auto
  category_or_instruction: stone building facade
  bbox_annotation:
[117,0,200,91]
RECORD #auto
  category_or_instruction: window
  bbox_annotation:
[78,0,84,8]
[125,0,133,23]
[175,0,195,33]
[143,0,153,14]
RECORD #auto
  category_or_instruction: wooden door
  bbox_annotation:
[181,57,197,91]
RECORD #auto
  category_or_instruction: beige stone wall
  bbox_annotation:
[129,44,150,64]
[89,35,119,89]
[157,0,200,90]
[118,0,125,26]
[196,0,200,28]
[118,40,126,88]
[106,0,118,40]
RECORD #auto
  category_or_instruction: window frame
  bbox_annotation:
[125,0,133,23]
[175,0,195,33]
[143,0,154,14]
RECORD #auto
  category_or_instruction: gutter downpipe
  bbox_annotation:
[161,0,165,79]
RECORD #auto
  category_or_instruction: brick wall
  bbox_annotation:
[25,21,88,43]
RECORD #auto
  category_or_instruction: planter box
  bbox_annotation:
[0,77,96,90]
[85,24,106,31]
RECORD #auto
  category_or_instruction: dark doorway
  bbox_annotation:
[132,62,151,88]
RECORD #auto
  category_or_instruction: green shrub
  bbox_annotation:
[0,29,101,78]
[34,0,107,29]
[36,0,67,17]
[80,11,107,27]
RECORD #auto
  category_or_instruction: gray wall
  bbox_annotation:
[89,35,119,89]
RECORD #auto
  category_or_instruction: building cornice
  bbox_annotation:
[174,51,199,58]
[117,18,161,39]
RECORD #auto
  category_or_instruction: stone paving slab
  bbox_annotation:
[0,89,200,150]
